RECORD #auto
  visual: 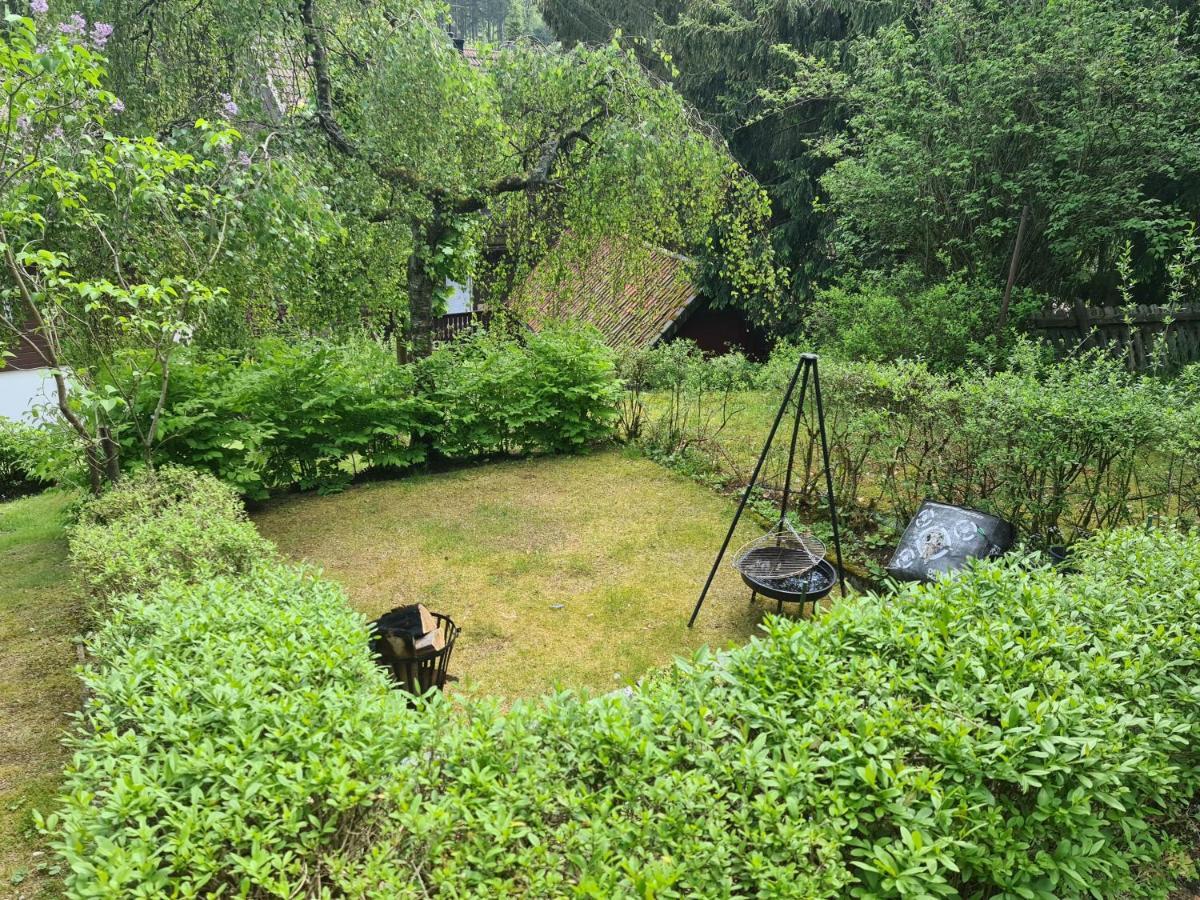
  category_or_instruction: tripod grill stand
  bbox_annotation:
[688,352,846,627]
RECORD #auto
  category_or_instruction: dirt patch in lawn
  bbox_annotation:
[0,491,79,898]
[255,449,793,700]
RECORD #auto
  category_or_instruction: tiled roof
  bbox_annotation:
[517,240,701,348]
[3,325,51,371]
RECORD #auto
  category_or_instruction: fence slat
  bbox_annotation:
[1032,302,1200,373]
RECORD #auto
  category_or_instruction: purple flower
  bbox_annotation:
[30,0,49,16]
[35,44,47,54]
[90,22,114,50]
[220,92,238,118]
[237,150,252,168]
[49,124,64,141]
[15,115,31,134]
[58,12,86,36]
[110,98,125,114]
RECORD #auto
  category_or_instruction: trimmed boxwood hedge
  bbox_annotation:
[44,468,1200,897]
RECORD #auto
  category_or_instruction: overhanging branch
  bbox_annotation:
[298,0,357,158]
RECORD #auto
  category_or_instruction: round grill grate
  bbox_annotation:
[732,520,825,581]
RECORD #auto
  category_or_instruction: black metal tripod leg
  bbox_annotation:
[688,352,807,627]
[808,354,848,599]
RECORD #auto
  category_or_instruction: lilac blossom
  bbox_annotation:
[110,98,125,114]
[49,124,65,141]
[220,92,238,118]
[90,22,114,50]
[15,116,31,134]
[237,150,252,168]
[30,0,49,16]
[59,12,86,36]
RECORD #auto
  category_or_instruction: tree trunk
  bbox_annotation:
[997,203,1030,339]
[99,426,121,484]
[406,218,445,360]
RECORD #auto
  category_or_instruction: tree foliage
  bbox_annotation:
[89,0,778,353]
[0,9,318,490]
[542,0,1200,328]
[541,0,913,319]
[821,0,1200,303]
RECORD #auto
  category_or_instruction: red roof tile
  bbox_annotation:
[3,325,51,371]
[517,240,700,348]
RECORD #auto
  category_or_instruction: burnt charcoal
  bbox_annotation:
[741,559,839,603]
[775,569,832,594]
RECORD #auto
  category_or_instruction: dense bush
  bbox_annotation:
[807,268,1040,370]
[121,327,619,497]
[45,473,1200,895]
[420,325,620,457]
[639,342,1200,545]
[0,419,55,500]
[119,337,430,498]
[69,466,270,601]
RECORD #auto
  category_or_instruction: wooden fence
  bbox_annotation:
[1030,300,1200,372]
[432,311,492,344]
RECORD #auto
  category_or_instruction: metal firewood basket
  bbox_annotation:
[370,612,459,696]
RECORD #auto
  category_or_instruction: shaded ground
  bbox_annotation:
[256,448,788,700]
[0,492,77,899]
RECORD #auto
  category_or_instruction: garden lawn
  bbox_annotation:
[255,449,774,699]
[0,491,78,899]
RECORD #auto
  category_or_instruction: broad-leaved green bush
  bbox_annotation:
[119,337,431,498]
[69,465,269,602]
[0,418,57,500]
[420,325,619,458]
[121,327,618,497]
[45,468,1200,896]
[807,268,1040,370]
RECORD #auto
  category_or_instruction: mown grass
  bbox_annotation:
[0,491,78,899]
[255,448,786,700]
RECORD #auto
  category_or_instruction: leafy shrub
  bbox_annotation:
[45,564,422,896]
[69,465,269,601]
[653,341,1196,544]
[121,337,430,498]
[808,268,1041,370]
[420,325,619,457]
[122,328,618,497]
[46,488,1200,896]
[0,418,56,500]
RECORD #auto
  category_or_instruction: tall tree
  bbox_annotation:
[0,9,303,489]
[540,0,913,324]
[93,0,776,354]
[820,0,1200,304]
[294,0,772,358]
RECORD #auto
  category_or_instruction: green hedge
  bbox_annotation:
[117,326,619,498]
[633,341,1200,545]
[69,465,270,602]
[45,467,1200,896]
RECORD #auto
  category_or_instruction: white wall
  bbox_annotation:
[445,277,473,315]
[0,368,58,422]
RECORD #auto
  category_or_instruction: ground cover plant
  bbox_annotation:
[254,449,763,699]
[41,463,1200,896]
[0,491,79,897]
